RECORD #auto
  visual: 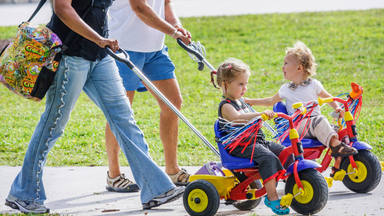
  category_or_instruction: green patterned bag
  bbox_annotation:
[0,22,62,101]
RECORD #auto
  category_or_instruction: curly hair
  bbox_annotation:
[216,58,250,88]
[286,41,317,76]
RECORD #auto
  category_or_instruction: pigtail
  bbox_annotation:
[210,70,219,89]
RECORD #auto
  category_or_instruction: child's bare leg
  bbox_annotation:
[265,179,279,201]
[329,135,340,147]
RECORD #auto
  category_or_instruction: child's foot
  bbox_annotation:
[264,196,290,215]
[330,166,340,178]
[329,142,358,157]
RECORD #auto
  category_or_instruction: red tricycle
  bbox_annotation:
[183,106,328,216]
[273,83,382,193]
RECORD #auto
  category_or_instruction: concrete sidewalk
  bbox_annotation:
[1,166,383,216]
[0,0,384,26]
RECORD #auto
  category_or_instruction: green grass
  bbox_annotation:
[0,9,383,166]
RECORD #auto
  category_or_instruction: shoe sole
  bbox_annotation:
[143,188,184,210]
[174,182,189,186]
[331,151,358,157]
[5,200,19,210]
[106,184,140,193]
[5,199,49,214]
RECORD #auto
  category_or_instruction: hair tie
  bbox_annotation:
[226,64,232,69]
[210,71,219,89]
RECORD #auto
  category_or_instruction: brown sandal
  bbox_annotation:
[168,168,190,186]
[330,142,358,157]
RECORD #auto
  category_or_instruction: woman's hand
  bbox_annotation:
[96,38,119,52]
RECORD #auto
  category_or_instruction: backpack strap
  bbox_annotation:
[26,0,95,52]
[27,0,48,23]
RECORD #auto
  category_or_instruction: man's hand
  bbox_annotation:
[171,26,191,44]
[96,38,119,52]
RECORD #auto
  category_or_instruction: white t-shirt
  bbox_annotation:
[278,79,324,115]
[108,0,165,52]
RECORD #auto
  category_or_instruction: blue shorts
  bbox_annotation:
[115,46,176,92]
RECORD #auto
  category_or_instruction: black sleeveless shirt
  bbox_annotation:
[47,0,114,61]
[218,98,265,141]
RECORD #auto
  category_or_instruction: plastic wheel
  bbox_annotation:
[285,169,328,215]
[232,180,262,211]
[183,180,220,216]
[341,150,381,193]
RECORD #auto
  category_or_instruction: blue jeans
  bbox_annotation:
[8,55,174,204]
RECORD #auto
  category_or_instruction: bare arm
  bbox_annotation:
[129,0,190,43]
[245,93,282,107]
[164,0,191,42]
[164,0,181,28]
[53,0,118,51]
[221,103,274,123]
[319,89,339,109]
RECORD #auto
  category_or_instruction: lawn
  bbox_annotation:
[0,9,383,166]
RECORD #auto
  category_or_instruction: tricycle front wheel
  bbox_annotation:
[341,150,381,193]
[285,169,328,215]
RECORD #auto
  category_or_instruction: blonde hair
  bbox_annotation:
[286,41,317,76]
[215,58,250,88]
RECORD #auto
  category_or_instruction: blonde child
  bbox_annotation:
[245,41,357,159]
[216,58,289,215]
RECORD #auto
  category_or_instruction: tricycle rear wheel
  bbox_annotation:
[232,180,262,211]
[183,180,220,216]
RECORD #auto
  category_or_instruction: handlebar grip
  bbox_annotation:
[105,47,134,69]
[177,38,204,61]
[261,113,278,121]
[261,114,269,121]
[318,97,334,106]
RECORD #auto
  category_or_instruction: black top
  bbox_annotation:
[218,98,265,141]
[47,0,114,61]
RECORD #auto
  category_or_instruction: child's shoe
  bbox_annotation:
[330,142,358,157]
[264,196,290,215]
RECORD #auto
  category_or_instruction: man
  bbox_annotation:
[5,0,183,213]
[104,0,191,192]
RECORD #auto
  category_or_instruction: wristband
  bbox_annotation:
[170,29,178,38]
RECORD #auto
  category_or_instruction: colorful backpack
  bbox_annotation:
[0,0,92,101]
[0,22,62,101]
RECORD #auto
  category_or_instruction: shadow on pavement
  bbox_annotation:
[328,190,372,201]
[46,191,138,210]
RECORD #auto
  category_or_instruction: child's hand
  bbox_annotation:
[262,110,275,120]
[335,107,345,119]
[244,98,252,105]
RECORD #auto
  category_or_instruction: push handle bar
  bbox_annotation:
[177,38,204,61]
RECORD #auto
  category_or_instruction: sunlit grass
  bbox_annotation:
[0,9,383,166]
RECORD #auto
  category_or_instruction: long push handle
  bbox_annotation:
[177,39,216,72]
[106,47,220,157]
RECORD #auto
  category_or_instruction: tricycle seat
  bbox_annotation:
[214,121,256,170]
[273,102,325,149]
